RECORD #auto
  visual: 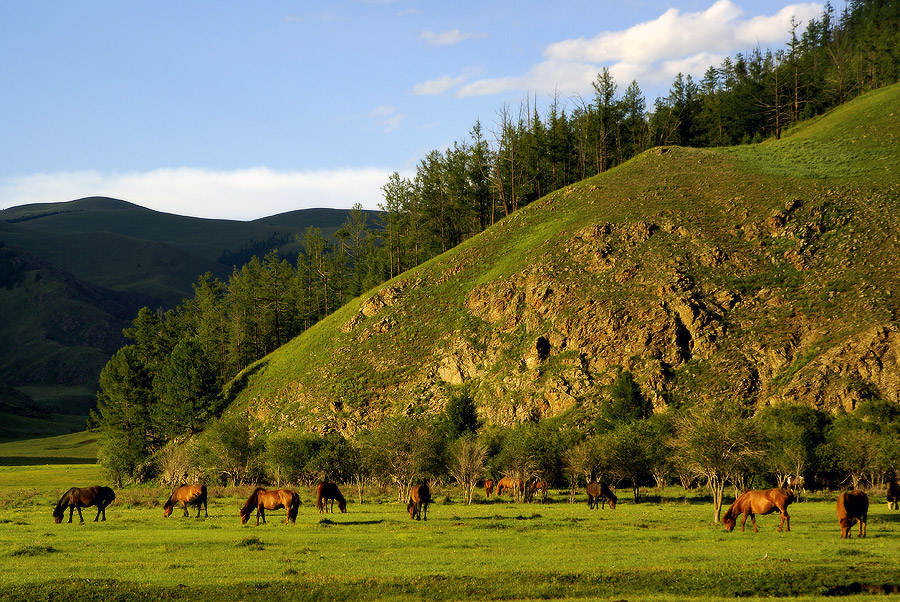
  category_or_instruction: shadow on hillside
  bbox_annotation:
[0,456,97,466]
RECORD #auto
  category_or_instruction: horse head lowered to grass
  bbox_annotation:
[240,487,300,525]
[316,482,347,514]
[722,488,795,533]
[163,484,208,518]
[53,486,116,524]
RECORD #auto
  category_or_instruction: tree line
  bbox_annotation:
[92,0,900,486]
[143,373,900,524]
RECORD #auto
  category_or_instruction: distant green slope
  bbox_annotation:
[224,84,900,434]
[0,197,377,436]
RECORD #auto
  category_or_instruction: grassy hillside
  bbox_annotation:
[224,84,900,434]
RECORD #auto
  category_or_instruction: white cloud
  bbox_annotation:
[420,29,487,46]
[456,0,823,98]
[0,167,396,221]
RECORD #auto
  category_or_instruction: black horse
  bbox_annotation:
[53,486,116,523]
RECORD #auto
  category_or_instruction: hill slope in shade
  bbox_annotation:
[0,197,377,436]
[224,84,900,434]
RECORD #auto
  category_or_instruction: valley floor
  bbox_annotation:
[0,462,897,601]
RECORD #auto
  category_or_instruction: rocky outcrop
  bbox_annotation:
[772,324,900,412]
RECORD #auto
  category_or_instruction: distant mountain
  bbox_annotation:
[0,198,378,439]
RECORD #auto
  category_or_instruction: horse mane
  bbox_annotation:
[240,487,266,515]
[52,487,77,519]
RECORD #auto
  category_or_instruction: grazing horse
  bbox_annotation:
[163,484,208,518]
[240,487,300,525]
[722,488,794,533]
[315,482,347,514]
[586,481,617,510]
[484,479,494,498]
[407,483,431,521]
[53,486,115,523]
[495,476,523,498]
[529,480,550,502]
[837,490,869,538]
[887,477,900,511]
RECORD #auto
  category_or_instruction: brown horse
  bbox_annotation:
[407,483,431,520]
[315,482,347,513]
[240,487,300,525]
[484,479,494,498]
[887,477,900,510]
[722,488,794,532]
[53,486,115,523]
[586,481,617,510]
[529,480,550,502]
[495,476,523,498]
[837,490,868,538]
[163,484,208,518]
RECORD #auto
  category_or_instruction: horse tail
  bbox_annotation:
[288,492,300,522]
[315,483,325,512]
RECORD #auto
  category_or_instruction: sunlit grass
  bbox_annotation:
[0,472,898,601]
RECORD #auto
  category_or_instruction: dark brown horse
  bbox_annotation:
[837,490,868,538]
[240,487,300,525]
[315,482,346,513]
[586,481,617,510]
[484,479,494,498]
[722,488,794,532]
[53,486,115,523]
[163,484,208,518]
[407,483,431,521]
[887,477,900,510]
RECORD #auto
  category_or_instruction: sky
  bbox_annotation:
[0,0,830,221]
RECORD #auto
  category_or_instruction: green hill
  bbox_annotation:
[223,84,900,434]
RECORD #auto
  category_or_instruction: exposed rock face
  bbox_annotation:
[774,324,900,411]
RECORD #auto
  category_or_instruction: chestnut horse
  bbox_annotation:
[586,481,617,510]
[407,483,431,521]
[53,486,115,523]
[240,487,300,525]
[495,476,523,498]
[836,490,868,538]
[484,479,494,498]
[163,484,208,518]
[722,488,794,532]
[315,482,347,513]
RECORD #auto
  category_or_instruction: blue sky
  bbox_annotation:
[1,0,829,220]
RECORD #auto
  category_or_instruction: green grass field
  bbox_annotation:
[0,458,897,601]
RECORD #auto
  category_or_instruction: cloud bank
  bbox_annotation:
[423,0,823,98]
[0,167,395,221]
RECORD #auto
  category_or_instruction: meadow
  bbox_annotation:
[0,458,898,602]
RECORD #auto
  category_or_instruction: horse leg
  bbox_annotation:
[740,512,748,532]
[94,506,102,522]
[76,506,85,523]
